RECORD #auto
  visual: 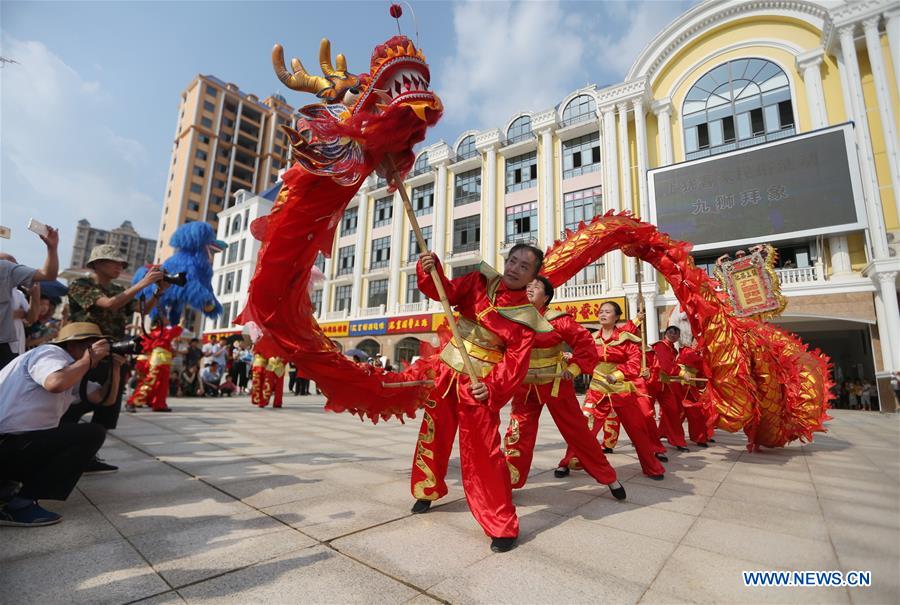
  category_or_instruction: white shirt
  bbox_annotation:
[0,345,98,434]
[11,288,29,355]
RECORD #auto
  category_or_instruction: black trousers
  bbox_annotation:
[60,364,127,430]
[0,342,17,372]
[0,423,106,501]
[233,361,249,388]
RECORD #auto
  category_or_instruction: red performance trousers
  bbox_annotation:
[655,383,688,448]
[129,364,171,411]
[250,366,266,406]
[504,381,617,488]
[410,372,518,539]
[261,370,283,408]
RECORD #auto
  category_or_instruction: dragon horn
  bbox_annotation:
[272,43,330,94]
[319,38,350,77]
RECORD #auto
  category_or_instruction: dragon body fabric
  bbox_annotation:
[541,212,833,450]
[236,36,442,422]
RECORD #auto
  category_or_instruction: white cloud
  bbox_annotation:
[0,35,160,272]
[437,1,590,130]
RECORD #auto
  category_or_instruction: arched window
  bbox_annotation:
[682,58,795,160]
[394,337,422,364]
[507,115,533,144]
[562,95,596,125]
[456,135,477,160]
[413,152,429,175]
[231,214,242,233]
[356,338,380,359]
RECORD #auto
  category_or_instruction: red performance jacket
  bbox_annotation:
[519,310,599,402]
[417,259,548,410]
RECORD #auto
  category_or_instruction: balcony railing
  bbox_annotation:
[399,301,430,314]
[685,127,797,161]
[360,304,385,317]
[775,265,822,284]
[501,234,538,249]
[557,282,605,300]
[325,309,348,320]
[451,242,480,255]
[559,112,597,128]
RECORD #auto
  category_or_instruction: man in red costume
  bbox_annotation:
[128,321,182,412]
[502,276,625,500]
[260,356,286,408]
[410,244,546,553]
[650,326,691,452]
[676,343,715,447]
[249,353,267,406]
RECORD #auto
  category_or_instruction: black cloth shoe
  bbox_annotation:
[410,499,432,514]
[695,442,709,448]
[608,482,626,500]
[648,474,665,481]
[602,447,614,454]
[490,536,517,553]
[708,438,716,443]
[553,466,570,478]
[84,457,118,474]
[676,446,690,452]
[655,453,669,462]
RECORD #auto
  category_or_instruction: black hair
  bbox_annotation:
[534,275,554,305]
[665,325,681,335]
[601,300,623,318]
[508,243,544,276]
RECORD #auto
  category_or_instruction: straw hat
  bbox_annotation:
[51,322,109,344]
[86,244,128,269]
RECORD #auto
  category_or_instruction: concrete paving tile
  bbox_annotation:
[638,588,701,604]
[131,590,188,604]
[261,490,409,541]
[682,517,839,570]
[648,544,850,604]
[525,517,677,586]
[721,472,818,496]
[509,481,599,516]
[700,496,829,542]
[401,594,442,604]
[574,496,697,543]
[130,513,315,588]
[177,545,418,604]
[428,546,647,605]
[0,539,170,605]
[713,480,821,513]
[729,460,814,483]
[629,472,721,496]
[207,473,330,508]
[332,515,492,588]
[617,481,710,516]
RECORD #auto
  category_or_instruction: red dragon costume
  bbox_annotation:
[128,324,182,412]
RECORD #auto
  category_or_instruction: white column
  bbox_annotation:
[829,235,853,277]
[387,189,405,313]
[319,257,332,317]
[632,98,650,221]
[350,187,369,310]
[483,145,498,267]
[863,16,900,220]
[653,99,674,165]
[838,25,891,259]
[873,271,899,371]
[643,292,658,342]
[885,7,900,95]
[540,127,556,248]
[617,102,632,213]
[602,106,623,292]
[432,161,449,257]
[797,48,828,129]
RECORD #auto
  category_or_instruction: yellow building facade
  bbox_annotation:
[301,0,900,387]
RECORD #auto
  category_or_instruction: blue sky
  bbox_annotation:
[1,0,694,269]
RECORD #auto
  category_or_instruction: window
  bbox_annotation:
[195,150,208,161]
[335,284,352,312]
[562,132,601,179]
[188,201,200,212]
[561,95,597,125]
[412,183,434,216]
[220,302,231,329]
[224,117,234,128]
[456,135,477,160]
[235,269,242,292]
[367,278,388,308]
[201,117,212,128]
[342,207,358,236]
[453,216,480,253]
[408,226,431,261]
[370,236,391,269]
[206,85,218,97]
[199,134,210,144]
[190,183,202,195]
[192,167,205,178]
[211,195,223,208]
[505,151,538,193]
[412,152,429,176]
[314,252,325,273]
[311,289,323,316]
[683,58,795,160]
[216,163,227,173]
[373,196,393,227]
[239,238,246,260]
[563,187,603,230]
[405,274,422,303]
[337,245,355,275]
[505,202,537,244]
[454,169,481,206]
[453,264,480,278]
[203,100,215,112]
[507,115,533,144]
[224,271,235,293]
[214,179,226,189]
[227,243,239,264]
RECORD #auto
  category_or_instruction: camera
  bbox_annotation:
[109,336,143,356]
[162,271,188,287]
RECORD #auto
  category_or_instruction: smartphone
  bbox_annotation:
[27,218,49,238]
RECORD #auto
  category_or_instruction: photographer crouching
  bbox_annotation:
[61,244,169,473]
[0,323,124,526]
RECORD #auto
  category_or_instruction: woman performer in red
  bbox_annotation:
[559,301,665,479]
[502,277,625,500]
[651,326,691,452]
[676,343,715,447]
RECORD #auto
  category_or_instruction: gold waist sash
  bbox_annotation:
[590,361,635,394]
[524,344,566,386]
[439,316,504,378]
[150,348,174,366]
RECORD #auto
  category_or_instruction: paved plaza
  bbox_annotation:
[2,394,898,605]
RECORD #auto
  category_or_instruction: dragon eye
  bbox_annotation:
[343,88,361,105]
